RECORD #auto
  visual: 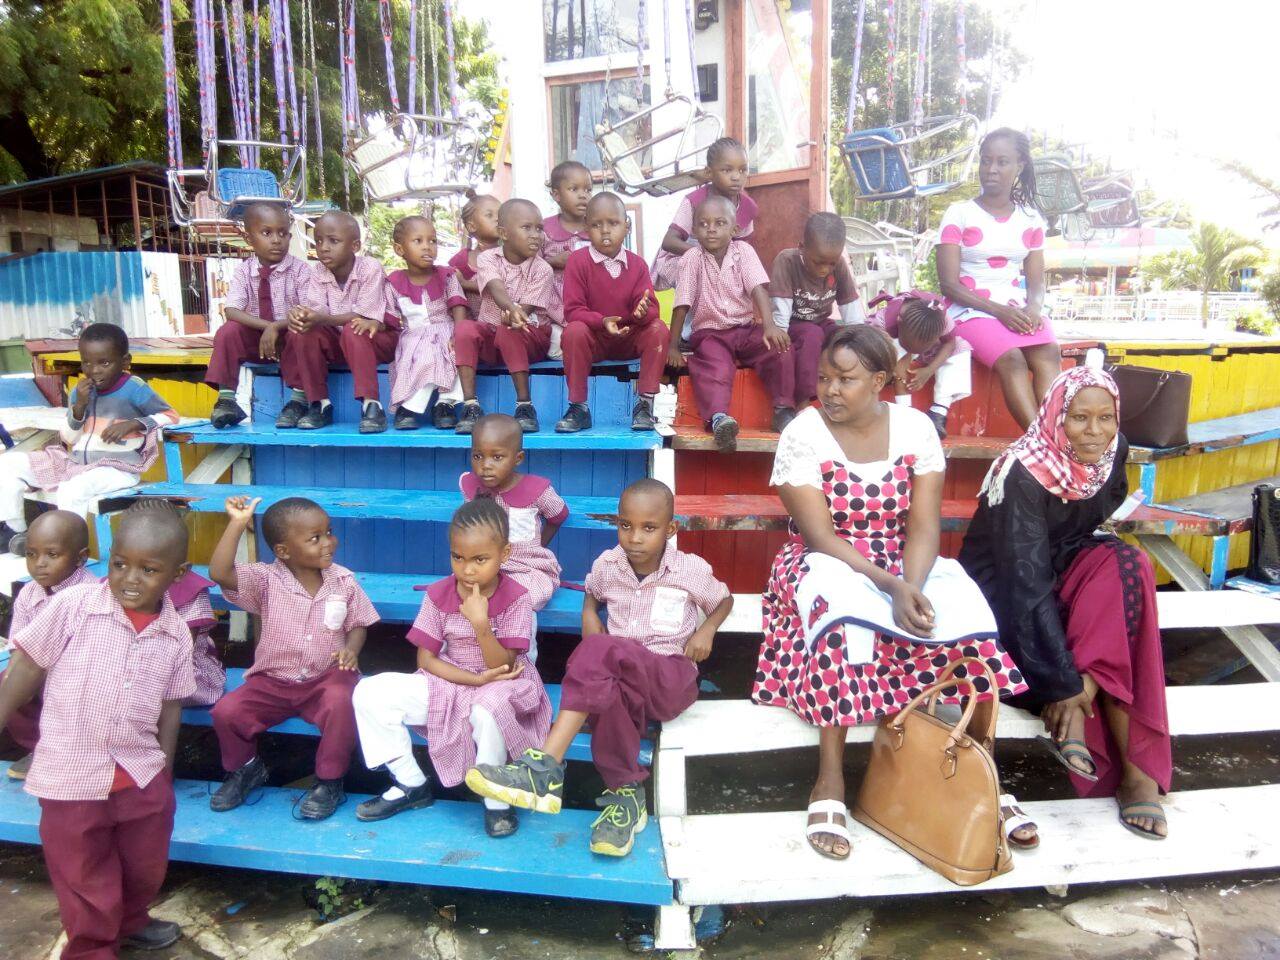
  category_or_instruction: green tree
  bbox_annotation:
[1219,160,1280,233]
[1138,222,1264,325]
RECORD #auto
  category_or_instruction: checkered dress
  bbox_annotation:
[459,472,567,610]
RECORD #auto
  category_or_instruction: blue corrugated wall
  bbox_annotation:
[0,252,148,340]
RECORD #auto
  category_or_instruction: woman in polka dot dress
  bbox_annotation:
[937,128,1060,430]
[752,325,1027,861]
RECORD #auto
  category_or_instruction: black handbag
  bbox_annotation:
[1106,364,1191,448]
[1247,483,1280,585]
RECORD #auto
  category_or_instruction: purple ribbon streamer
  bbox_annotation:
[161,0,183,168]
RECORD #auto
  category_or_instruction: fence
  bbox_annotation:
[1047,292,1266,328]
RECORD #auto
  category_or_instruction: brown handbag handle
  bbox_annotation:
[1106,365,1171,422]
[889,674,980,751]
[924,656,999,747]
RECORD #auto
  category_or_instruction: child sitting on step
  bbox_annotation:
[461,414,566,612]
[556,192,669,434]
[352,498,551,839]
[0,323,179,555]
[467,479,733,857]
[386,215,470,431]
[280,211,401,434]
[448,191,502,319]
[0,506,196,956]
[770,212,865,410]
[0,510,94,781]
[206,202,309,428]
[669,195,791,453]
[540,160,593,307]
[869,289,972,438]
[453,199,558,435]
[207,495,378,821]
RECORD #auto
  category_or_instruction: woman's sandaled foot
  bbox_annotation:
[805,798,852,860]
[1037,732,1099,782]
[1117,775,1167,839]
[1000,793,1040,850]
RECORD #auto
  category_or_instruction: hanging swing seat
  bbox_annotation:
[1032,152,1087,220]
[595,92,724,198]
[167,169,249,247]
[840,114,978,202]
[347,113,483,204]
[1083,172,1141,229]
[207,138,308,221]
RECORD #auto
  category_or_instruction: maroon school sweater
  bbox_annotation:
[561,247,661,332]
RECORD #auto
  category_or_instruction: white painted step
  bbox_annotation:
[663,784,1280,905]
[661,683,1280,758]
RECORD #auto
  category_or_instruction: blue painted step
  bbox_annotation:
[184,667,653,766]
[0,763,672,906]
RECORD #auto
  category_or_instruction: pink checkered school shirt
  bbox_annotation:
[475,247,558,327]
[298,254,400,328]
[589,245,628,281]
[584,544,730,657]
[225,254,309,322]
[673,240,770,333]
[13,582,195,800]
[227,561,379,682]
[6,565,98,641]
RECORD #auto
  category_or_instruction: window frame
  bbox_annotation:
[545,67,653,180]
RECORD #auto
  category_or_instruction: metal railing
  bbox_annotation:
[1047,292,1264,326]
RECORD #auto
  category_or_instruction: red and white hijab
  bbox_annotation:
[980,366,1121,506]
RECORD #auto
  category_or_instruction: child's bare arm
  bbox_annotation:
[661,225,692,257]
[668,305,690,368]
[210,496,260,592]
[420,648,522,686]
[684,594,735,663]
[449,304,470,324]
[158,699,183,771]
[541,517,564,547]
[334,626,366,671]
[544,251,571,270]
[755,285,790,352]
[0,650,46,733]
[581,594,606,638]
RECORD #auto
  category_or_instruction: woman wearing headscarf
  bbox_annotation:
[959,366,1171,839]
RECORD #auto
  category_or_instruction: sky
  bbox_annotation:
[460,0,1280,243]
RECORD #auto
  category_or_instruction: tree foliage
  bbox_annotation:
[1219,160,1280,233]
[1138,222,1264,324]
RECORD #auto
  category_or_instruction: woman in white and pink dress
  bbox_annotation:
[937,128,1060,430]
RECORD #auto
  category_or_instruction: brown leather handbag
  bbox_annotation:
[1106,364,1191,449]
[852,657,1013,885]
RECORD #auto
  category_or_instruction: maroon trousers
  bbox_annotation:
[39,774,175,960]
[210,669,359,780]
[788,318,835,407]
[0,667,40,750]
[688,325,795,421]
[278,325,399,402]
[559,634,698,788]
[561,320,670,404]
[205,319,269,390]
[453,316,551,375]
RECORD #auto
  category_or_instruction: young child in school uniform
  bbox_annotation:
[869,288,972,438]
[0,323,180,555]
[461,414,566,612]
[467,479,733,857]
[556,192,669,434]
[540,160,593,308]
[0,506,196,956]
[0,510,94,781]
[206,202,309,429]
[280,211,401,435]
[352,498,551,838]
[453,199,558,435]
[386,215,470,431]
[670,194,792,453]
[652,137,758,292]
[448,192,502,319]
[207,495,379,821]
[770,212,865,409]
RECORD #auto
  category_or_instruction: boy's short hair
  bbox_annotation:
[241,202,290,229]
[693,193,736,223]
[498,198,541,226]
[472,413,524,451]
[115,500,189,563]
[587,191,628,219]
[78,322,129,358]
[450,497,509,544]
[898,299,946,344]
[803,212,846,250]
[261,497,325,549]
[619,477,675,520]
[316,210,361,239]
[27,509,89,554]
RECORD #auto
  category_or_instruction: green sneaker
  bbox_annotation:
[589,783,648,857]
[464,748,566,814]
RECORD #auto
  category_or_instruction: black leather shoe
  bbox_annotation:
[928,408,948,438]
[0,523,23,555]
[771,406,797,434]
[275,398,308,428]
[297,402,334,430]
[432,401,458,430]
[355,781,434,822]
[513,402,540,433]
[393,407,419,430]
[631,396,656,431]
[121,919,181,951]
[298,779,346,820]
[360,403,388,434]
[454,401,484,434]
[210,757,268,812]
[211,396,248,429]
[484,806,519,838]
[5,532,25,557]
[554,403,592,433]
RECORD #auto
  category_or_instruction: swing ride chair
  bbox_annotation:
[595,91,724,198]
[166,168,240,240]
[1083,171,1141,228]
[840,114,979,202]
[207,138,308,222]
[1032,153,1087,220]
[346,112,483,204]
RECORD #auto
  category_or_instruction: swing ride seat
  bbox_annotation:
[840,114,979,202]
[167,169,249,246]
[207,138,307,221]
[347,113,481,204]
[1032,152,1087,220]
[1084,172,1142,229]
[595,94,724,198]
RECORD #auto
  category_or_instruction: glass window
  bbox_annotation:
[746,0,813,173]
[544,0,645,63]
[549,75,651,174]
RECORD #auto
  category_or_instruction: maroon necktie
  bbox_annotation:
[257,265,275,322]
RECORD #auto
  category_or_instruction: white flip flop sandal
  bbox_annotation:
[805,798,852,860]
[1000,793,1040,851]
